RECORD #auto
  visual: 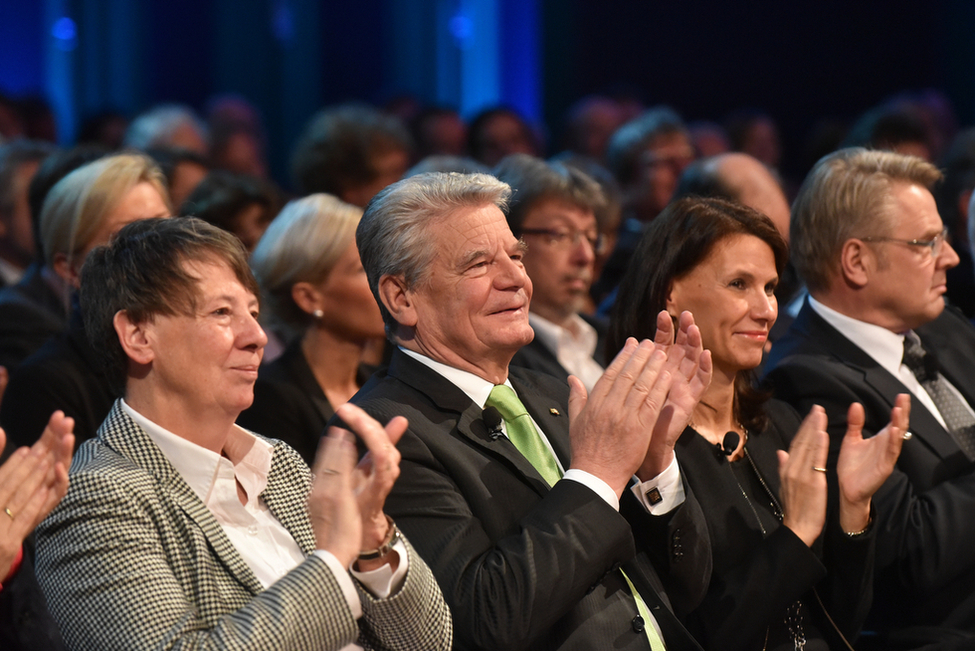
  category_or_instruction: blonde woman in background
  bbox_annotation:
[238,194,385,464]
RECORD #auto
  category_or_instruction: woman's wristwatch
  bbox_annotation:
[358,514,400,561]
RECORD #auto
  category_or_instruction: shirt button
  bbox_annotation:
[632,616,645,633]
[247,525,259,536]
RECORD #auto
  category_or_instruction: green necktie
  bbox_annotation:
[486,385,562,487]
[487,384,667,650]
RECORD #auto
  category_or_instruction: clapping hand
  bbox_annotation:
[308,404,407,570]
[0,410,74,579]
[777,405,830,547]
[836,394,909,534]
[638,310,712,480]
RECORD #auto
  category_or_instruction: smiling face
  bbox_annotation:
[667,234,778,378]
[141,257,267,423]
[401,203,534,380]
[864,182,959,331]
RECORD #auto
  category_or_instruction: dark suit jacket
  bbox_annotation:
[0,264,68,372]
[237,340,376,466]
[510,313,608,383]
[673,400,874,651]
[345,348,706,651]
[1,307,115,449]
[764,300,975,633]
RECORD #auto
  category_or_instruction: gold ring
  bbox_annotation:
[3,507,13,520]
[812,467,827,473]
[320,468,340,475]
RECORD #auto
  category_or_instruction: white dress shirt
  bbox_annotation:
[808,297,975,429]
[122,400,408,651]
[529,313,606,392]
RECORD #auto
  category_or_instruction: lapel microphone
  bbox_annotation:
[717,431,739,457]
[482,407,504,440]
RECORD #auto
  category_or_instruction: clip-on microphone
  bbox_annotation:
[483,407,504,441]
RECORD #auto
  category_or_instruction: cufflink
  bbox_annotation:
[645,487,662,505]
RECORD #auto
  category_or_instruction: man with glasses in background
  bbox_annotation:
[494,155,609,390]
[765,148,975,646]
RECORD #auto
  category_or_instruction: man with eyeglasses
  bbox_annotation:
[494,154,609,390]
[765,148,975,645]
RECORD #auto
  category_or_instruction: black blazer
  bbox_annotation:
[672,400,874,651]
[764,300,975,633]
[236,340,376,466]
[343,348,706,651]
[0,264,68,371]
[0,307,115,449]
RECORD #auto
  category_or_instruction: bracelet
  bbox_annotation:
[844,516,872,538]
[358,514,400,561]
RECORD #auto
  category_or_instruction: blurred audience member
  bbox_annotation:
[1,154,170,450]
[494,154,608,389]
[181,171,277,253]
[842,105,932,162]
[688,121,731,159]
[405,155,489,178]
[76,109,129,151]
[467,106,538,167]
[291,103,412,207]
[145,147,210,211]
[15,97,57,144]
[207,94,269,179]
[0,145,108,371]
[725,109,782,171]
[240,194,383,465]
[596,106,694,304]
[410,106,467,160]
[0,93,24,142]
[935,128,975,318]
[0,141,56,286]
[676,153,791,244]
[124,104,209,157]
[560,95,625,164]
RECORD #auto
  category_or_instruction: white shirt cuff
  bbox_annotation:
[563,469,620,511]
[630,456,686,514]
[314,550,362,619]
[349,538,409,599]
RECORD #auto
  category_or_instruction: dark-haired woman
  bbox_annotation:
[610,196,907,651]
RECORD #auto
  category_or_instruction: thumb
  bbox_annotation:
[845,402,865,443]
[567,375,588,422]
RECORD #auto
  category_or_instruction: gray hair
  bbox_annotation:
[791,147,941,293]
[124,104,209,152]
[492,153,605,234]
[250,193,362,332]
[357,172,510,335]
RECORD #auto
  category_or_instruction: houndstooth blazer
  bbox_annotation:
[35,401,452,651]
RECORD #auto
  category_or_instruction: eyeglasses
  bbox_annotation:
[520,228,607,255]
[860,227,949,258]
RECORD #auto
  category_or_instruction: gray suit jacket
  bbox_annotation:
[35,401,452,651]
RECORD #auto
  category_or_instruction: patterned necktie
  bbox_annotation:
[486,385,666,650]
[903,335,975,460]
[486,385,562,487]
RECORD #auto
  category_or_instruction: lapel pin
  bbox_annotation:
[549,408,560,416]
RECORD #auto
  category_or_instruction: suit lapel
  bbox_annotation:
[262,445,316,555]
[796,304,964,461]
[284,343,336,424]
[99,402,265,595]
[387,350,557,496]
